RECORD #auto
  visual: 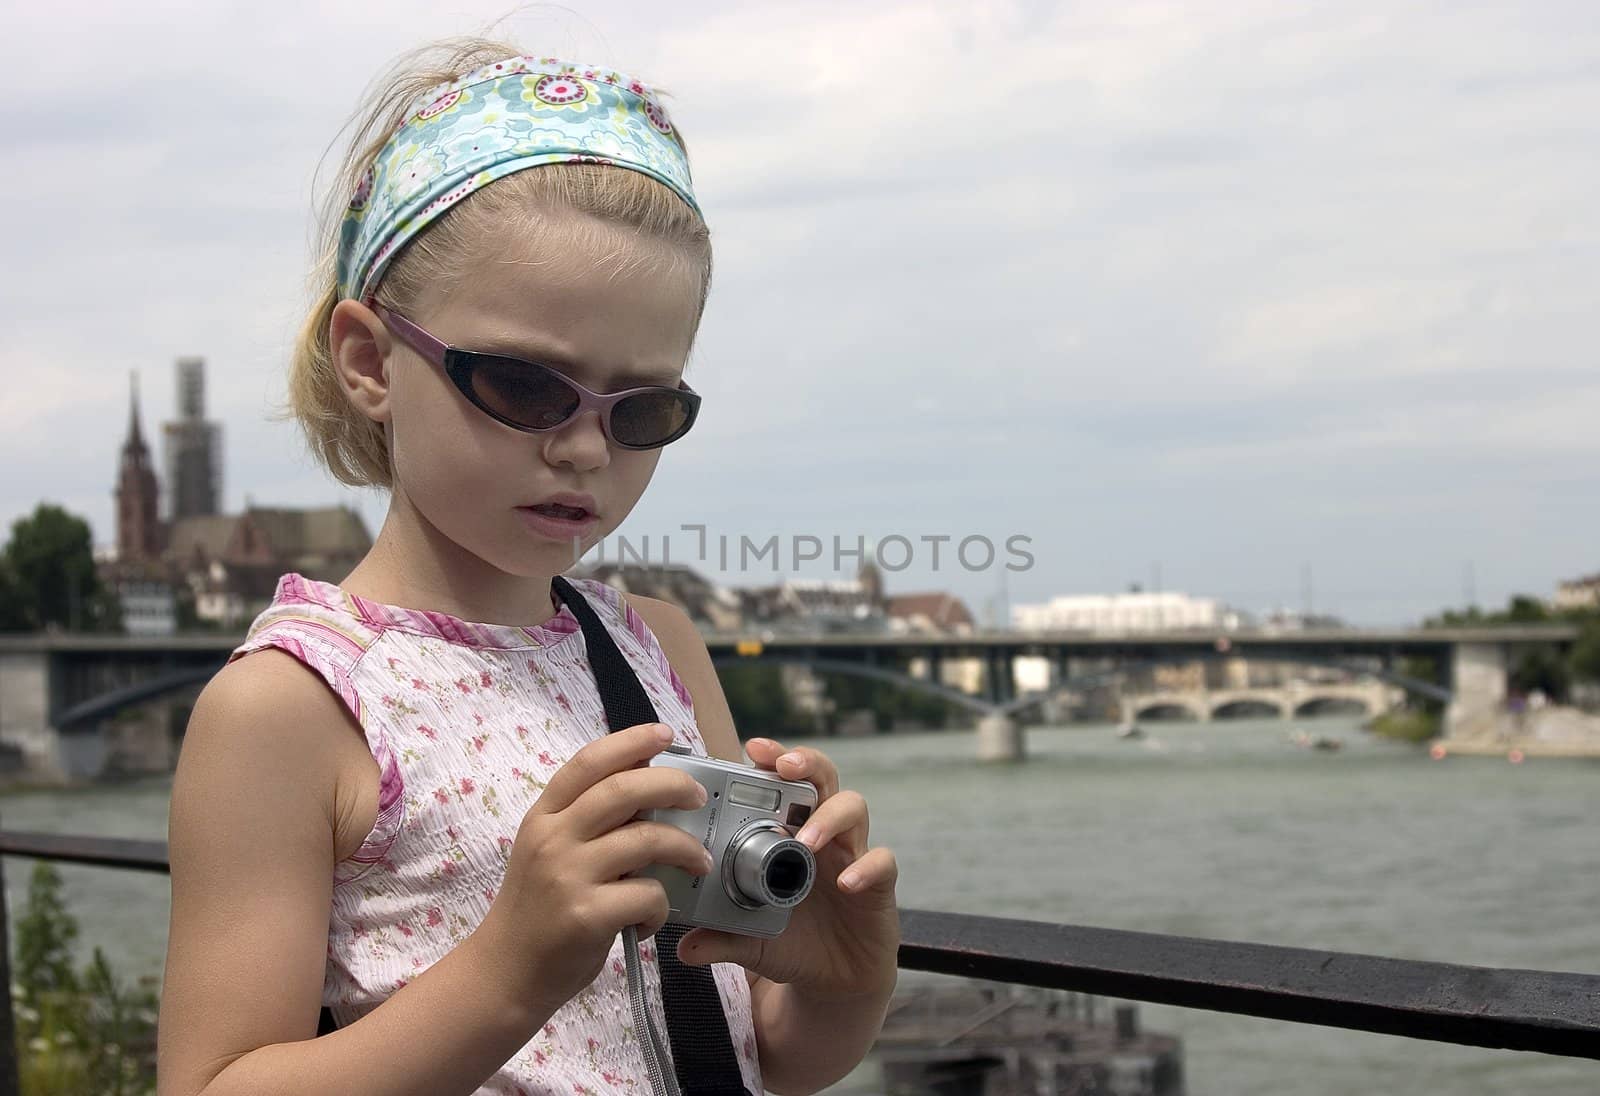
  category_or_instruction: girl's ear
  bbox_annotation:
[330,298,393,424]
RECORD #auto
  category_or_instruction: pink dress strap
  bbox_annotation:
[229,573,405,886]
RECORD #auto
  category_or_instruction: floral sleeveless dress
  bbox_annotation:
[230,573,763,1096]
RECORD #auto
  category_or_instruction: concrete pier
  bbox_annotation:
[1444,641,1508,739]
[977,713,1023,762]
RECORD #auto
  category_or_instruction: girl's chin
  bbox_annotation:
[480,533,605,577]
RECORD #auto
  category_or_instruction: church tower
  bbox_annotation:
[858,551,885,608]
[116,373,163,562]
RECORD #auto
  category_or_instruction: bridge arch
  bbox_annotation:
[1292,696,1372,718]
[710,655,999,719]
[54,665,220,731]
[1132,701,1203,723]
[1210,699,1286,720]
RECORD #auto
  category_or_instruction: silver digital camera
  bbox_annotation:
[639,744,819,938]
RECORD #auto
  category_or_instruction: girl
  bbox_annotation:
[157,36,899,1096]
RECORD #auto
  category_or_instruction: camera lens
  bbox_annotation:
[727,822,816,909]
[764,847,810,901]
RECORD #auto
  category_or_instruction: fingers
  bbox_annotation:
[567,766,708,840]
[745,739,840,800]
[590,820,714,882]
[533,723,678,816]
[793,789,869,854]
[595,877,673,940]
[676,926,766,971]
[836,845,898,896]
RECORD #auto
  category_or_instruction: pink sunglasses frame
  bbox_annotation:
[372,303,701,450]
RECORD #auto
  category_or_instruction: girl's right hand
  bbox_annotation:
[470,722,713,1022]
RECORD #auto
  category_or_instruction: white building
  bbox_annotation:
[1012,591,1243,634]
[1554,573,1600,611]
[119,579,178,636]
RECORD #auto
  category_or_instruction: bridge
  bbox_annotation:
[1118,681,1398,723]
[0,624,1579,778]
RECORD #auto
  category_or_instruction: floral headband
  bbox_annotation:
[336,56,701,302]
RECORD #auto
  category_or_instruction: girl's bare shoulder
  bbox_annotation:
[171,649,377,863]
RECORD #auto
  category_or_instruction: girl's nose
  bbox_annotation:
[540,409,611,471]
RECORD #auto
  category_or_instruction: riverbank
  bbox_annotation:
[1438,738,1600,758]
[1443,704,1600,759]
[1369,704,1600,759]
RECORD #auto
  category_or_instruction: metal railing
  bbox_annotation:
[2,829,1597,1092]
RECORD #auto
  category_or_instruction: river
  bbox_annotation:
[2,716,1596,1095]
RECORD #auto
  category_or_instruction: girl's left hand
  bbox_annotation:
[676,738,899,1001]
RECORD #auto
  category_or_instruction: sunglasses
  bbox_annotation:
[373,304,701,450]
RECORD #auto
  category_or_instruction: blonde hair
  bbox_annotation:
[289,36,713,489]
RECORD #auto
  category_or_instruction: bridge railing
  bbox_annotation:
[1,829,1596,1089]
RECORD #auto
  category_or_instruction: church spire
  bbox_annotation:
[116,369,162,561]
[123,372,148,457]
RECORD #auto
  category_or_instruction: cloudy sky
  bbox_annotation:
[3,0,1595,626]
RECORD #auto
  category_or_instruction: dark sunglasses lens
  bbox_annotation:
[611,390,694,447]
[467,357,581,430]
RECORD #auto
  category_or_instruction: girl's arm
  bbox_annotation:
[158,651,546,1096]
[625,596,897,1095]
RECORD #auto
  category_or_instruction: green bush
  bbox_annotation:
[1369,709,1441,743]
[10,862,157,1095]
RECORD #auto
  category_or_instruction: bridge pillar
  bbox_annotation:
[986,652,1016,705]
[0,651,66,782]
[1050,652,1069,688]
[976,713,1023,762]
[1445,642,1508,740]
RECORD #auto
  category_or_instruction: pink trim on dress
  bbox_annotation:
[275,573,581,650]
[584,580,698,712]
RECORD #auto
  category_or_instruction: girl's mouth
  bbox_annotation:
[517,504,599,541]
[529,502,590,521]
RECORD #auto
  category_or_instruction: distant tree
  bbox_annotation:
[1504,595,1550,624]
[0,555,26,630]
[1427,594,1553,629]
[1425,606,1483,628]
[1569,618,1600,684]
[1510,647,1569,701]
[1,503,121,632]
[719,663,812,739]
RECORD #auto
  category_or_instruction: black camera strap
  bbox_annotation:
[551,575,754,1096]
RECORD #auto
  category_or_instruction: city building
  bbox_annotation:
[161,356,223,522]
[1255,607,1346,631]
[738,577,887,635]
[1013,590,1244,634]
[1554,573,1600,611]
[117,577,179,636]
[174,505,372,627]
[884,591,976,635]
[572,562,743,632]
